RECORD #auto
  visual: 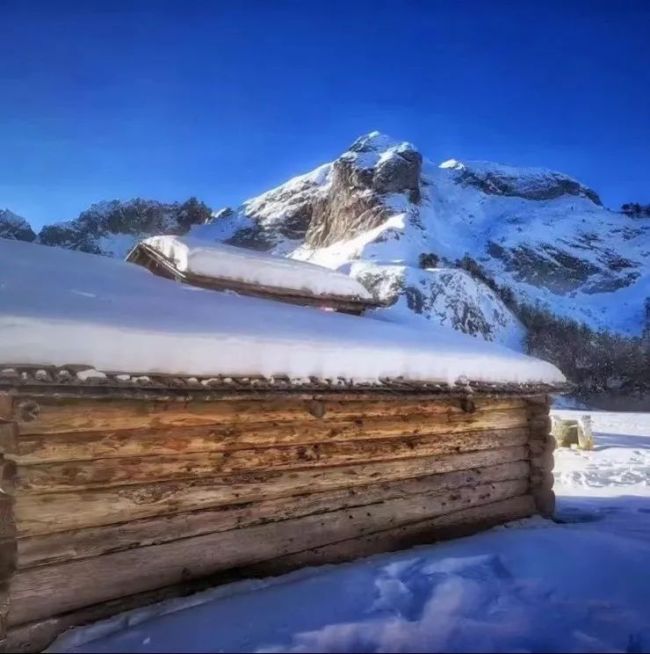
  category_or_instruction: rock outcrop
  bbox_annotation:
[0,209,36,242]
[39,197,212,258]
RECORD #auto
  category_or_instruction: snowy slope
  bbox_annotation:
[194,132,650,339]
[0,238,563,385]
[423,159,650,335]
[349,263,524,349]
[52,411,650,654]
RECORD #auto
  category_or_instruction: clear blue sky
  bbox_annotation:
[1,0,648,228]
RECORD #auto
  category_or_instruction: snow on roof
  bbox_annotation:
[0,239,565,387]
[140,235,372,301]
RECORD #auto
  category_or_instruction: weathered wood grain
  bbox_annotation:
[0,395,13,423]
[258,494,536,571]
[0,425,17,458]
[14,425,529,493]
[14,445,529,537]
[16,397,526,435]
[17,460,530,568]
[8,479,528,625]
[9,409,528,465]
[0,580,8,645]
[0,496,14,540]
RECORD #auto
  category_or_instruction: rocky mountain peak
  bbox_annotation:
[0,209,36,242]
[293,134,421,249]
[348,131,405,153]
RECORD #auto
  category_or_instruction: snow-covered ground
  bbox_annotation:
[52,411,650,653]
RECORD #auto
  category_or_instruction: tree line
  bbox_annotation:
[455,255,650,395]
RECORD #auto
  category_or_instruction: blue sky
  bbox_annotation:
[1,0,648,228]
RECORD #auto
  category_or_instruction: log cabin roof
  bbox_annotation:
[0,364,569,400]
[126,238,383,315]
[0,239,567,391]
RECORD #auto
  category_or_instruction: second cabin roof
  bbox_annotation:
[0,238,566,390]
[132,235,375,305]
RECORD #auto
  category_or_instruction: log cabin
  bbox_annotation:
[0,237,565,652]
[126,235,383,315]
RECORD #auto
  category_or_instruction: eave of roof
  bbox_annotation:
[0,364,570,401]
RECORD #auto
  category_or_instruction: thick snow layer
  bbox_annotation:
[348,262,525,349]
[423,159,650,334]
[141,235,371,300]
[53,411,650,654]
[0,239,563,385]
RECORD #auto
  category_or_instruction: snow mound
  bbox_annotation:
[0,239,564,385]
[142,235,372,300]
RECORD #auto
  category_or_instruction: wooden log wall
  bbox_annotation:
[0,391,555,652]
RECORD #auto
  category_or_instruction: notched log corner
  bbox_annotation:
[460,395,476,414]
[16,403,40,424]
[306,400,326,419]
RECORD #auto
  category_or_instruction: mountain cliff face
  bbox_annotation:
[38,197,212,258]
[0,209,36,242]
[194,132,650,342]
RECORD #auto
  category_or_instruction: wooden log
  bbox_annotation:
[14,445,529,537]
[15,397,526,435]
[0,495,15,540]
[4,494,535,654]
[531,450,555,473]
[0,458,16,498]
[8,409,529,465]
[8,479,528,625]
[529,415,552,436]
[529,435,555,456]
[0,424,17,457]
[0,581,8,645]
[530,469,554,490]
[258,494,536,571]
[14,426,529,493]
[0,540,16,582]
[524,395,550,409]
[0,395,13,423]
[17,460,530,568]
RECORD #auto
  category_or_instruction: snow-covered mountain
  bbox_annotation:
[4,132,649,393]
[38,197,212,258]
[0,209,36,242]
[193,131,650,345]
